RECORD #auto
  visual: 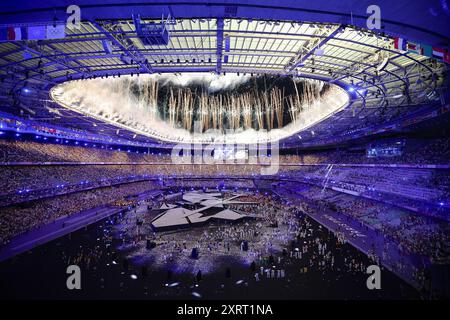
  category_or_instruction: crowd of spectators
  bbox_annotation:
[0,137,448,261]
[0,180,159,246]
[164,179,254,190]
[289,185,449,265]
[286,165,449,220]
[1,139,448,209]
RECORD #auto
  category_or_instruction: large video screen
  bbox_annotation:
[213,146,248,160]
[366,140,405,157]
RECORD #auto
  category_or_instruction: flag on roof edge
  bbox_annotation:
[393,37,407,51]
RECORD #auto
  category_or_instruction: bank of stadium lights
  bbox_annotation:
[347,25,391,42]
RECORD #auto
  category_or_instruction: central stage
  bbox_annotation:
[151,191,257,231]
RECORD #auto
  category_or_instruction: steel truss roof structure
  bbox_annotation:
[0,4,449,147]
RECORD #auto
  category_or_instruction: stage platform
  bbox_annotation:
[151,191,256,231]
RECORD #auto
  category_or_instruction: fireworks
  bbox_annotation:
[51,73,349,143]
[112,76,325,133]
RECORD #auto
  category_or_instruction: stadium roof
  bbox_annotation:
[0,1,448,147]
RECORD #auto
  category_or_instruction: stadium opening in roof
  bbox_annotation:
[51,73,349,144]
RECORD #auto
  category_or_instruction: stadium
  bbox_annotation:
[0,0,449,301]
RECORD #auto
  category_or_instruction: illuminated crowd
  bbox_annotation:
[0,181,158,246]
[0,137,448,296]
